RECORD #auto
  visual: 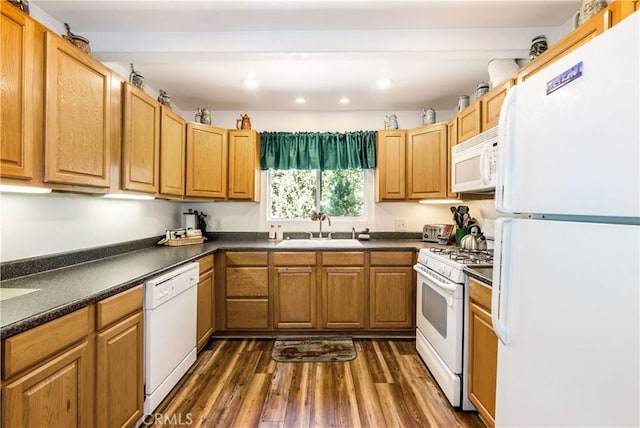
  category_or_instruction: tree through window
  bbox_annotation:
[269,169,364,219]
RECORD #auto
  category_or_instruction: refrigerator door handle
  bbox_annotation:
[496,85,517,214]
[492,217,511,345]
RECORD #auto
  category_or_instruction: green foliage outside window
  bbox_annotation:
[270,169,364,219]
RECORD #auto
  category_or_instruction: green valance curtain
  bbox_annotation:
[260,131,376,170]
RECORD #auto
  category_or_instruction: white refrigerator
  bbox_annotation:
[492,11,639,427]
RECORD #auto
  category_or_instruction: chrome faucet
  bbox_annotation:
[310,211,331,238]
[352,227,356,239]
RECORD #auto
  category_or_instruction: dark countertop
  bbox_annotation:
[464,266,493,285]
[1,239,438,339]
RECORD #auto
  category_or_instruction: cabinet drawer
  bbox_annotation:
[321,252,365,266]
[96,285,143,330]
[469,278,492,312]
[273,252,316,266]
[197,254,214,274]
[226,299,269,329]
[225,252,268,266]
[2,307,90,380]
[370,251,413,266]
[226,267,268,296]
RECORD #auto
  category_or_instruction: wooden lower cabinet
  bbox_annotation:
[2,339,94,428]
[196,255,215,350]
[321,266,365,329]
[273,252,317,329]
[224,252,269,329]
[468,278,498,428]
[95,312,144,428]
[273,266,317,329]
[369,266,413,329]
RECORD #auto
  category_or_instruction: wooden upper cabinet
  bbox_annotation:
[406,123,447,200]
[481,79,512,131]
[457,100,481,142]
[159,106,186,197]
[1,4,35,181]
[43,32,112,188]
[121,83,160,193]
[375,130,406,201]
[228,130,260,201]
[185,123,227,198]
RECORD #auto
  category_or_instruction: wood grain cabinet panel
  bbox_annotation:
[273,266,317,329]
[407,123,448,200]
[2,340,94,428]
[369,266,413,329]
[481,79,512,131]
[226,299,269,329]
[44,32,111,187]
[121,83,160,193]
[228,130,260,201]
[96,312,143,428]
[1,4,35,181]
[197,267,215,350]
[457,101,481,142]
[468,278,497,428]
[321,267,365,329]
[186,123,227,198]
[159,105,186,197]
[375,130,407,201]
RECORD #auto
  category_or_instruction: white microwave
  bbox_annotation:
[451,126,498,193]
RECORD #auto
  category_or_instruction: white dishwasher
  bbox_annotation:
[144,262,199,415]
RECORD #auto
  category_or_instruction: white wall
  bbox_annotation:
[185,109,454,132]
[0,194,181,261]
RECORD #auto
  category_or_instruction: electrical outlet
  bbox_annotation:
[213,218,222,230]
[394,219,406,231]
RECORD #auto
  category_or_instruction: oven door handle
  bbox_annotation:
[413,265,459,294]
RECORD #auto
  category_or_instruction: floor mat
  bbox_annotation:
[271,336,356,363]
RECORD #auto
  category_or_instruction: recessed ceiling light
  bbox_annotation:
[242,79,259,89]
[295,97,306,104]
[339,97,350,104]
[376,79,392,89]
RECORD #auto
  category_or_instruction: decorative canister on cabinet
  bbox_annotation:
[529,35,548,60]
[576,0,609,27]
[157,89,171,108]
[386,114,399,129]
[63,23,91,55]
[195,108,211,125]
[423,108,436,125]
[476,82,490,98]
[487,59,520,87]
[129,63,144,90]
[8,0,30,14]
[457,95,470,112]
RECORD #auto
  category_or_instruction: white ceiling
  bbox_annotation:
[31,0,581,112]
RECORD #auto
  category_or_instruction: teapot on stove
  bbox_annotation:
[236,114,251,130]
[460,225,487,251]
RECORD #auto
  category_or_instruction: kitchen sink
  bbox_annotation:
[276,239,363,248]
[0,288,39,302]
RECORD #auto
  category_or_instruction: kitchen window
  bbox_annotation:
[268,169,365,220]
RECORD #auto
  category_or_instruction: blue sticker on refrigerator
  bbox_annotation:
[546,61,583,95]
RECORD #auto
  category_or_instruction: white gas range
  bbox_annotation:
[414,247,493,410]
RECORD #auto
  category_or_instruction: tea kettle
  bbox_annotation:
[460,225,487,250]
[236,114,251,130]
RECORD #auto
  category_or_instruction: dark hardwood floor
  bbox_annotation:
[152,338,485,428]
